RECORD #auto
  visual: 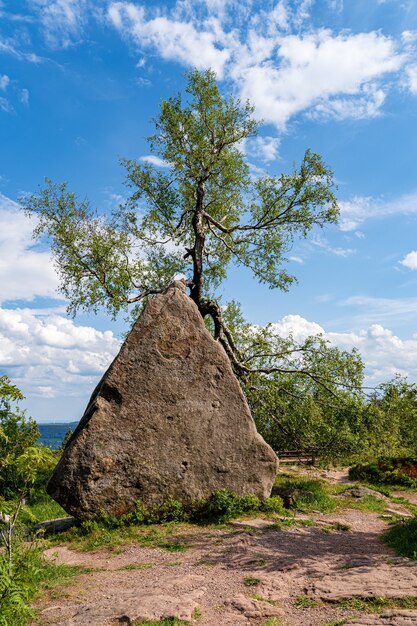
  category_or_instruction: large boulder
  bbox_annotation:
[47,281,278,520]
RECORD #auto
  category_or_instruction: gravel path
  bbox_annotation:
[34,473,417,626]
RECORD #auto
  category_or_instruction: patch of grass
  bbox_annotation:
[56,521,194,553]
[272,517,317,530]
[273,475,337,513]
[117,563,152,571]
[250,594,281,606]
[294,595,320,608]
[23,495,67,525]
[336,596,417,612]
[340,495,387,514]
[191,607,202,619]
[243,575,261,586]
[383,517,417,559]
[321,621,347,626]
[133,618,187,626]
[0,547,84,626]
[262,619,286,626]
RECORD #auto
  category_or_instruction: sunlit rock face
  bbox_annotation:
[46,281,278,520]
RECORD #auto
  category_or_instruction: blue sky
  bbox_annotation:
[1,0,417,422]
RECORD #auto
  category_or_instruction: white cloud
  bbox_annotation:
[235,30,403,129]
[28,0,89,48]
[245,136,280,162]
[289,255,304,264]
[269,313,417,386]
[139,155,170,167]
[339,191,417,231]
[0,97,12,113]
[108,2,407,128]
[0,194,59,302]
[406,63,417,94]
[0,74,9,90]
[108,3,231,77]
[0,306,120,407]
[19,88,29,104]
[400,251,417,270]
[311,234,356,257]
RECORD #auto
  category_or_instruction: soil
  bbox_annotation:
[34,467,417,626]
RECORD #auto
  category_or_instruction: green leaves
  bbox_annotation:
[22,69,339,321]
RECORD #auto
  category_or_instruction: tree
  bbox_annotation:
[0,377,40,499]
[23,69,363,441]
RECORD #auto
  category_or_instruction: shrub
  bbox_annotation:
[261,496,286,515]
[349,457,417,488]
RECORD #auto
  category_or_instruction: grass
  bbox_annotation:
[273,475,337,513]
[383,517,417,559]
[335,596,417,612]
[261,619,286,626]
[117,563,152,571]
[132,617,190,626]
[293,595,321,608]
[54,521,195,553]
[21,493,67,525]
[243,575,261,586]
[250,594,281,606]
[0,548,85,626]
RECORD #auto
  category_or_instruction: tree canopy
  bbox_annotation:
[24,70,340,369]
[23,69,366,454]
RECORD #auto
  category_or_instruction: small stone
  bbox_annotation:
[339,486,388,500]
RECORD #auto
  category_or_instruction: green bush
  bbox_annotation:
[349,457,417,487]
[73,491,286,530]
[260,496,287,515]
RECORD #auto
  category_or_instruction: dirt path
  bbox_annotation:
[35,474,417,626]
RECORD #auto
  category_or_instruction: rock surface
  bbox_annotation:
[47,281,278,520]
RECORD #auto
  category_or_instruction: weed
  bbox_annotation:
[273,476,337,513]
[294,595,320,608]
[262,619,286,626]
[251,594,281,606]
[132,617,190,626]
[243,575,261,586]
[383,518,417,559]
[336,596,417,612]
[191,607,202,619]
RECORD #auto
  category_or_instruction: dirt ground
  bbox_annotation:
[34,468,417,626]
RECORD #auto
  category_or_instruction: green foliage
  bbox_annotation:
[336,596,417,612]
[383,517,417,559]
[222,301,366,459]
[274,475,337,513]
[243,576,261,586]
[133,618,190,626]
[0,548,84,626]
[294,595,320,608]
[349,457,417,488]
[354,375,417,460]
[0,379,41,499]
[23,69,338,323]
